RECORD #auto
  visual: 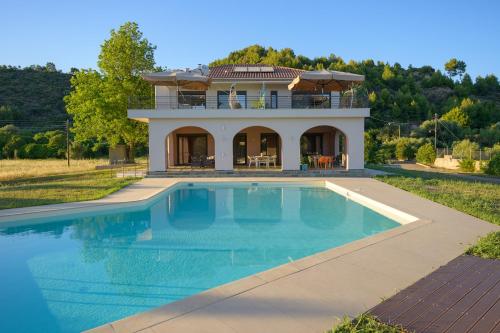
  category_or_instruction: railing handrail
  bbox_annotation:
[128,94,368,110]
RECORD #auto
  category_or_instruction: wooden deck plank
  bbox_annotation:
[400,261,497,330]
[424,268,500,333]
[467,299,500,333]
[370,256,479,320]
[369,256,500,333]
[372,256,484,324]
[446,282,500,333]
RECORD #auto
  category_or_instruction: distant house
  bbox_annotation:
[128,64,368,172]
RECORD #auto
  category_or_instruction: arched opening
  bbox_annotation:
[300,125,347,169]
[232,126,282,170]
[165,126,215,169]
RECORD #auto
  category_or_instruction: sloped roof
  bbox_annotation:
[208,64,305,80]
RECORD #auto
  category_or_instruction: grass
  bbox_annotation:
[0,170,140,210]
[369,165,500,226]
[465,231,500,259]
[329,314,408,333]
[0,159,108,181]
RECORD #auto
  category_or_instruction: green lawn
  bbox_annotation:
[0,170,140,210]
[369,165,500,226]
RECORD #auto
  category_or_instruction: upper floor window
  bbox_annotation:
[271,91,278,109]
[178,91,206,109]
[217,91,247,109]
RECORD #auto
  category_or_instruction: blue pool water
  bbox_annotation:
[0,182,399,333]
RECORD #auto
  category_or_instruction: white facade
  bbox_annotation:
[128,65,369,173]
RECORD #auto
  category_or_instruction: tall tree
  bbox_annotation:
[444,58,466,81]
[65,22,155,161]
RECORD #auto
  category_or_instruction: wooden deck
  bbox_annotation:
[369,255,500,333]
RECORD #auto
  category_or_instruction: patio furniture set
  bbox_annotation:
[247,154,278,168]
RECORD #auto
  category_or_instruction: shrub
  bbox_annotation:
[376,143,394,164]
[22,143,49,159]
[484,153,500,175]
[416,143,436,165]
[395,137,423,161]
[459,158,475,172]
[452,139,479,159]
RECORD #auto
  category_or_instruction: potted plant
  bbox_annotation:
[300,156,309,171]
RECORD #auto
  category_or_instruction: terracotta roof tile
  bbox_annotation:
[208,64,304,80]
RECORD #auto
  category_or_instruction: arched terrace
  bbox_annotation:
[232,126,282,170]
[299,125,347,169]
[165,126,216,169]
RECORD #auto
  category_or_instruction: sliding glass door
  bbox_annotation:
[177,134,208,165]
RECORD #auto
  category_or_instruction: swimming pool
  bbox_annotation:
[0,182,401,333]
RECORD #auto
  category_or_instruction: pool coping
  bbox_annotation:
[1,177,497,333]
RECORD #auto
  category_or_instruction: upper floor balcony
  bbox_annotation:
[128,92,368,110]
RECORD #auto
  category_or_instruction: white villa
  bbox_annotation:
[127,64,369,173]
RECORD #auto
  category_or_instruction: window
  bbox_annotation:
[217,91,247,109]
[271,91,278,109]
[177,91,206,109]
[292,91,331,109]
[300,133,323,155]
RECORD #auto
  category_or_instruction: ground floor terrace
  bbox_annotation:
[148,117,364,173]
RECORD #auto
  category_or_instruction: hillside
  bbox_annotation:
[0,64,71,122]
[210,45,500,132]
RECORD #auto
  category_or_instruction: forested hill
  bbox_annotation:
[1,45,499,132]
[211,45,500,132]
[0,64,71,122]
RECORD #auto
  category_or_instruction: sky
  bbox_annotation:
[1,0,499,78]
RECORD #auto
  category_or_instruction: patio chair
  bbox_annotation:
[248,155,258,168]
[269,155,277,168]
[258,156,270,168]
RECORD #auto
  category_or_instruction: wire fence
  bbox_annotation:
[436,148,498,161]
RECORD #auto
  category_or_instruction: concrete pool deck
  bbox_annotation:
[0,177,498,333]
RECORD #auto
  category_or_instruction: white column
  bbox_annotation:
[281,134,300,171]
[334,131,340,156]
[214,133,233,171]
[148,121,167,172]
[345,120,365,170]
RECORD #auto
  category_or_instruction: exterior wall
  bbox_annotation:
[146,117,365,172]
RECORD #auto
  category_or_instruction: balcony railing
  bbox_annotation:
[128,94,368,110]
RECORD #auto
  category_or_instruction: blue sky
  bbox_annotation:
[1,0,499,78]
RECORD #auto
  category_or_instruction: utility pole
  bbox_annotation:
[398,124,401,139]
[66,119,70,167]
[434,113,438,151]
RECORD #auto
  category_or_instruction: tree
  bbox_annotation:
[444,58,466,81]
[65,22,155,161]
[381,65,395,81]
[441,102,470,127]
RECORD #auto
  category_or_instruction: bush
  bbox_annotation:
[459,158,475,172]
[484,153,500,175]
[395,137,423,161]
[22,143,49,159]
[416,143,436,165]
[452,139,479,159]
